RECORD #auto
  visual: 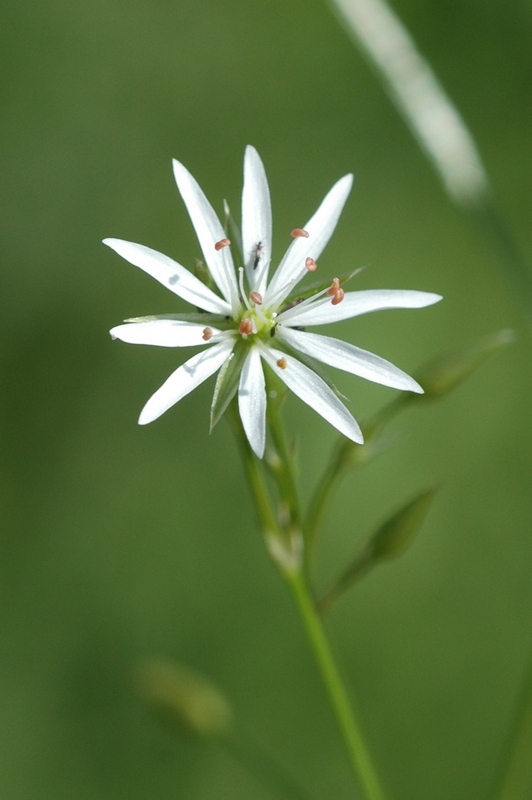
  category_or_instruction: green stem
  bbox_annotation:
[286,570,387,800]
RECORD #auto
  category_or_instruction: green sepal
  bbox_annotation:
[124,312,234,330]
[210,339,248,432]
[282,266,365,307]
[223,199,244,267]
[369,486,437,560]
[193,258,217,292]
[414,328,516,400]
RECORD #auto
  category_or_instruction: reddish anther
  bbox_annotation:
[305,257,318,272]
[290,228,309,238]
[239,319,253,335]
[214,238,231,251]
[202,327,213,341]
[331,288,345,306]
[249,291,263,305]
[276,357,288,369]
[326,277,341,297]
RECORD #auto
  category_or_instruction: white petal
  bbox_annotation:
[242,146,272,295]
[238,347,267,458]
[277,327,423,393]
[103,238,231,315]
[172,159,239,311]
[264,174,353,308]
[278,289,442,327]
[259,344,363,444]
[138,340,234,425]
[110,320,222,347]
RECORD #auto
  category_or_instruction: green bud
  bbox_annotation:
[414,329,515,400]
[370,487,437,560]
[135,659,233,738]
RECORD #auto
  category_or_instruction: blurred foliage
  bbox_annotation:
[0,0,531,798]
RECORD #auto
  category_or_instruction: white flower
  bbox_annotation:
[105,146,441,458]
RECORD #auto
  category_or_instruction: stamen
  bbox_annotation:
[331,288,345,305]
[290,228,309,238]
[305,257,318,272]
[276,357,288,369]
[326,277,341,297]
[214,238,231,251]
[239,319,253,335]
[202,327,213,341]
[250,291,263,305]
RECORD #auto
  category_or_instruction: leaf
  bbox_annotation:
[210,339,248,432]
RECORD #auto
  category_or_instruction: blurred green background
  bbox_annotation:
[1,0,531,797]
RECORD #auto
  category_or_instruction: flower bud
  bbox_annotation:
[136,659,233,738]
[370,487,437,561]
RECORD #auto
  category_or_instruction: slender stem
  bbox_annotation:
[286,570,387,800]
[227,401,280,539]
[493,647,532,800]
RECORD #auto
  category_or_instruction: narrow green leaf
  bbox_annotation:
[210,340,248,432]
[125,312,234,328]
[370,487,437,560]
[282,266,366,307]
[223,199,244,267]
[414,328,516,400]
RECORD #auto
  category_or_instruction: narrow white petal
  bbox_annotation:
[277,327,423,393]
[242,146,272,295]
[264,174,353,308]
[259,345,363,444]
[103,238,231,315]
[110,320,222,348]
[277,289,442,327]
[238,347,267,458]
[172,159,239,311]
[138,341,234,425]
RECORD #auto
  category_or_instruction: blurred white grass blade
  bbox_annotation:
[238,347,267,458]
[103,239,231,315]
[110,320,221,348]
[277,327,423,392]
[328,0,489,206]
[139,340,234,425]
[242,146,273,296]
[258,344,363,444]
[278,289,441,327]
